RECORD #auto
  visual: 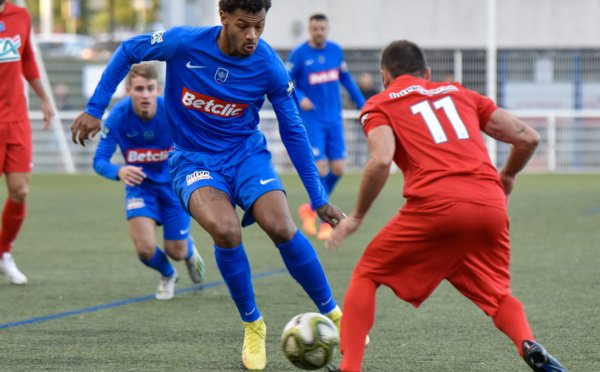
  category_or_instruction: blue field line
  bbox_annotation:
[0,268,287,330]
[585,206,600,214]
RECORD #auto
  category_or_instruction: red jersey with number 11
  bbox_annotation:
[360,75,506,207]
[0,3,40,124]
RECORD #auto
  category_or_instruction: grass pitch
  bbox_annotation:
[0,173,598,371]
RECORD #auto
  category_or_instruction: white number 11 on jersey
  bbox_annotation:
[411,96,469,144]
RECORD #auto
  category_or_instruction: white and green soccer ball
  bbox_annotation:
[281,312,340,370]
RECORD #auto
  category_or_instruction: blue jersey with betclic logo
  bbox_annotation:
[85,26,327,208]
[93,96,173,184]
[287,41,365,125]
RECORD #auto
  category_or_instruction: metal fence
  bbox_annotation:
[28,48,600,174]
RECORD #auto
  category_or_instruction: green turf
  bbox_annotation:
[0,174,598,371]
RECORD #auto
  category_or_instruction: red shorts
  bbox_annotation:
[0,121,33,175]
[354,200,511,316]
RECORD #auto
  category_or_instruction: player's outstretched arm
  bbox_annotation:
[327,125,395,250]
[71,112,102,146]
[484,108,540,197]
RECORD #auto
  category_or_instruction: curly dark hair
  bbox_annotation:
[219,0,272,14]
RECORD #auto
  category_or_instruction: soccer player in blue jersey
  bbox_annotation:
[93,63,205,300]
[71,1,345,370]
[287,14,366,240]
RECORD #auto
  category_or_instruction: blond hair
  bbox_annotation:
[126,63,158,86]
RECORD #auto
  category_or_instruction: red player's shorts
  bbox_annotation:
[0,121,33,175]
[354,199,511,316]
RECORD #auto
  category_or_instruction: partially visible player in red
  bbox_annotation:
[0,0,54,285]
[326,40,568,372]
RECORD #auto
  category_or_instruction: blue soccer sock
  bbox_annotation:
[214,243,261,322]
[276,230,337,314]
[323,172,341,196]
[139,247,176,277]
[185,237,194,260]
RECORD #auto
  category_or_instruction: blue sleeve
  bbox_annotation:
[286,49,307,103]
[93,123,122,181]
[339,59,366,109]
[268,63,328,208]
[85,29,181,119]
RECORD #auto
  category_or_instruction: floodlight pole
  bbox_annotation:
[486,0,498,167]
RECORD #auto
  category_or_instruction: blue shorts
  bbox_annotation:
[125,181,191,241]
[169,145,285,227]
[302,116,346,162]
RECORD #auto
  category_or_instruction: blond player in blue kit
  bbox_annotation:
[93,63,204,300]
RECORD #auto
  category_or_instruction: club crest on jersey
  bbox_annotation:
[340,61,349,73]
[0,22,5,32]
[215,68,229,84]
[186,171,212,186]
[151,30,164,45]
[0,35,21,63]
[144,131,154,140]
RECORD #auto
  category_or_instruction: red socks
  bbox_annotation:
[0,199,27,254]
[492,294,535,357]
[339,274,378,372]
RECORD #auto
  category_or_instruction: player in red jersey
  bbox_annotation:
[326,40,567,372]
[0,0,54,285]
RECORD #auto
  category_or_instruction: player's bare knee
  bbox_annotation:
[164,240,187,260]
[208,222,242,248]
[8,186,29,203]
[331,169,344,177]
[263,219,297,245]
[316,162,328,177]
[135,244,156,261]
[329,162,345,176]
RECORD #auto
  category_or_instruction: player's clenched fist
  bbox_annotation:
[315,202,345,228]
[71,112,102,146]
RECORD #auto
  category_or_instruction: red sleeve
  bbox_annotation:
[359,99,391,137]
[20,12,40,81]
[463,88,498,131]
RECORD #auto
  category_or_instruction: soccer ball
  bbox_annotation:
[281,312,340,370]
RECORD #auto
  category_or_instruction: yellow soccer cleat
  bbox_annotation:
[317,222,333,240]
[298,203,317,236]
[242,318,267,370]
[185,243,205,284]
[325,306,342,330]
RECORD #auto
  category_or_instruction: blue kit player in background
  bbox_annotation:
[287,14,366,240]
[71,0,346,370]
[93,63,205,300]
